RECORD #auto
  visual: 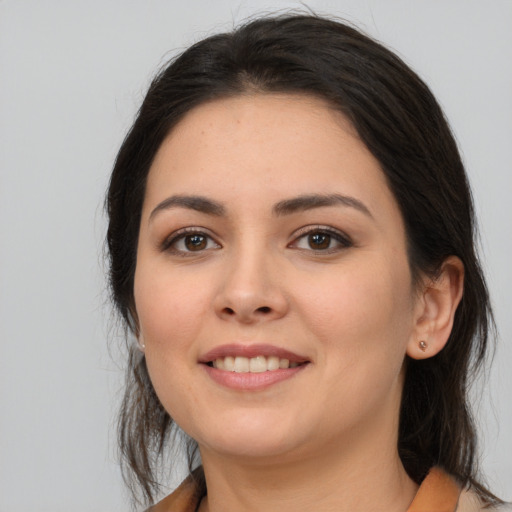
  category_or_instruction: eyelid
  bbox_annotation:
[160,226,221,254]
[159,224,352,254]
[289,225,353,251]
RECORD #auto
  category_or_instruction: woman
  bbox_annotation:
[106,14,510,512]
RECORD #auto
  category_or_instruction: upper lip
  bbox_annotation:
[199,344,309,364]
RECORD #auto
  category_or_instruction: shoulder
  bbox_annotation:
[148,476,200,512]
[486,504,512,512]
[457,489,512,512]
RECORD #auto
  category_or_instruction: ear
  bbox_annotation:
[407,256,464,360]
[127,308,145,352]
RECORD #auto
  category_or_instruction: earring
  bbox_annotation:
[137,335,145,352]
[419,340,428,352]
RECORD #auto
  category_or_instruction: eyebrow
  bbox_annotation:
[149,193,373,221]
[273,193,373,218]
[149,195,226,220]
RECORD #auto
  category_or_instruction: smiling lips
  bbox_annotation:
[200,344,309,390]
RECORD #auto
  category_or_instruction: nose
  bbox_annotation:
[213,247,289,324]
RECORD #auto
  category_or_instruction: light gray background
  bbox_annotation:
[1,1,511,510]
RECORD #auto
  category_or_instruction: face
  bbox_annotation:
[134,94,420,463]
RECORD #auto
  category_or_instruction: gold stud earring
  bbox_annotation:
[419,340,428,352]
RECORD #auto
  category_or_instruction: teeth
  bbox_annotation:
[267,356,279,371]
[249,356,267,373]
[234,356,249,372]
[223,356,235,371]
[212,355,303,373]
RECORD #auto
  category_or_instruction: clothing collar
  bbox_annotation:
[150,466,461,512]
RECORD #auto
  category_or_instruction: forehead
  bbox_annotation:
[144,94,398,222]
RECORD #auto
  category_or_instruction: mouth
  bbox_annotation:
[207,355,306,372]
[199,344,310,389]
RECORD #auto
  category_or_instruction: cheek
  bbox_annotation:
[297,254,414,367]
[133,265,210,426]
[294,260,413,429]
[134,264,211,353]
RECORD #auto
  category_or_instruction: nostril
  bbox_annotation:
[219,305,275,319]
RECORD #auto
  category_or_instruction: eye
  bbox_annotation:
[290,226,352,253]
[163,229,221,255]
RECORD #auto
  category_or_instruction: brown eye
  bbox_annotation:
[164,230,221,255]
[290,226,353,253]
[184,234,207,251]
[308,232,331,250]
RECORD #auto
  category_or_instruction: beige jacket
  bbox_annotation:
[149,467,510,512]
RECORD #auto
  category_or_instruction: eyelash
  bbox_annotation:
[161,225,353,256]
[289,225,353,254]
[161,227,220,256]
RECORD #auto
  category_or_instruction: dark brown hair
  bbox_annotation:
[106,14,498,507]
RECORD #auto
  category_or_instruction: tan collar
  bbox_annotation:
[151,466,462,512]
[149,476,200,512]
[407,467,462,512]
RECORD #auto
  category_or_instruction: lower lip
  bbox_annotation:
[202,364,307,391]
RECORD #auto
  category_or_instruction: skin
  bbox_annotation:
[134,94,464,511]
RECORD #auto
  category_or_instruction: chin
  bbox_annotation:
[192,411,305,460]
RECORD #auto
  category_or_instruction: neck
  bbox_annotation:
[198,424,417,512]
